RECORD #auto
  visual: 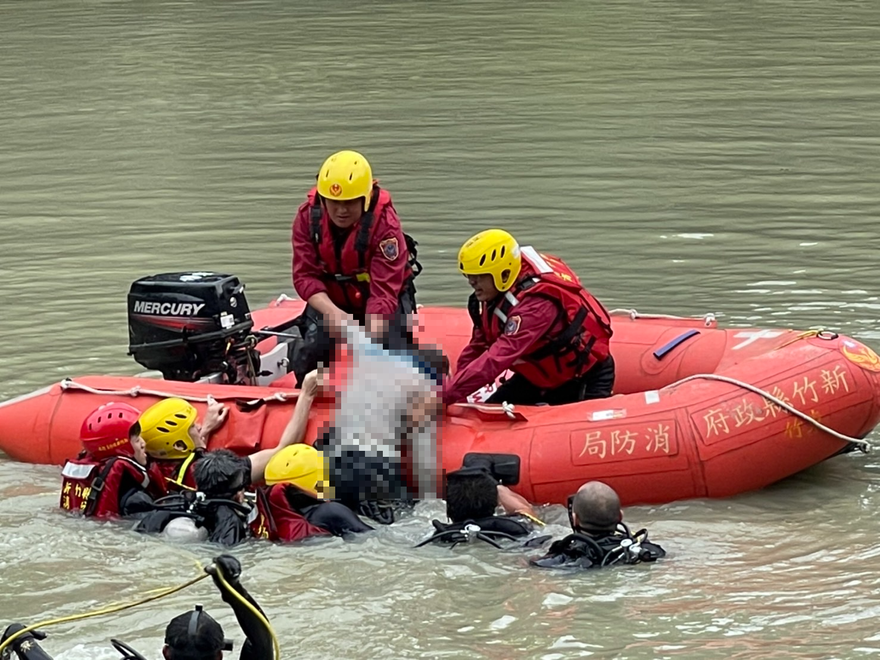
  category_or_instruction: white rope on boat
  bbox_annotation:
[662,373,872,453]
[59,378,297,407]
[58,369,872,452]
[609,308,717,327]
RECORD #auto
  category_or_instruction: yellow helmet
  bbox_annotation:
[264,444,328,496]
[316,150,373,212]
[138,398,198,460]
[458,229,522,292]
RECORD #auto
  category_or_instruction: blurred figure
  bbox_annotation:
[319,321,444,522]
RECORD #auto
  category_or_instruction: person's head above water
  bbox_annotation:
[194,449,249,501]
[458,229,522,303]
[162,605,229,660]
[264,444,329,497]
[570,481,622,535]
[137,398,201,460]
[316,150,373,230]
[445,467,498,523]
[80,401,147,465]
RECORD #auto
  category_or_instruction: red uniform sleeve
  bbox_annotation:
[291,201,328,303]
[364,204,409,317]
[442,297,560,405]
[455,324,490,373]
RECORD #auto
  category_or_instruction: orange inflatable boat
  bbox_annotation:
[2,295,879,507]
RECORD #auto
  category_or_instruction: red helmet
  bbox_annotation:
[80,402,141,460]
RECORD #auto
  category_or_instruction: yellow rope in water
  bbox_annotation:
[0,560,209,654]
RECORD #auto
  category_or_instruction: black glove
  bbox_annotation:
[1,624,52,660]
[206,554,242,585]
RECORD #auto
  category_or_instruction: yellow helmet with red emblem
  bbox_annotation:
[458,229,522,292]
[316,150,373,212]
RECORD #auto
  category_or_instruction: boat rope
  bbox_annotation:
[59,378,297,406]
[662,373,873,453]
[608,308,717,327]
[0,560,210,655]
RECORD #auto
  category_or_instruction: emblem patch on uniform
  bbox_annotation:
[504,315,521,335]
[329,183,343,197]
[379,237,399,261]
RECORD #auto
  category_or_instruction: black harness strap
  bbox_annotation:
[82,457,122,517]
[404,234,423,279]
[310,191,377,275]
[528,306,590,362]
[467,293,482,329]
[310,189,421,309]
[496,276,596,370]
[254,487,278,538]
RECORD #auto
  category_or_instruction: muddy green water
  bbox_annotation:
[2,1,880,657]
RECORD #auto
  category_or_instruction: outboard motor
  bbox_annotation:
[127,272,260,385]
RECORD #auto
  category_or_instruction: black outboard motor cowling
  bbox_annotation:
[127,272,258,384]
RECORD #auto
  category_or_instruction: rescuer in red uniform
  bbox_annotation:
[443,229,615,406]
[59,402,165,519]
[290,150,421,386]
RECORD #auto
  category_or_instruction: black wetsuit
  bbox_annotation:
[1,625,53,660]
[531,526,666,570]
[278,484,373,536]
[210,555,274,659]
[418,515,538,549]
[134,491,255,546]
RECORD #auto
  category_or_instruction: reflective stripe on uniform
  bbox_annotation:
[61,461,97,480]
[520,245,553,274]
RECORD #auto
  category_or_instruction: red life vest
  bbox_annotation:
[60,455,164,518]
[260,483,331,543]
[151,453,199,492]
[243,487,276,541]
[307,185,419,314]
[468,247,613,389]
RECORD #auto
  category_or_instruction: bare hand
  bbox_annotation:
[365,314,389,340]
[317,307,352,342]
[497,484,537,518]
[301,369,320,398]
[201,396,229,438]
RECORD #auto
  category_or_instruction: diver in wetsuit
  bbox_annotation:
[530,481,666,570]
[135,449,268,546]
[0,555,275,660]
[418,464,543,549]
